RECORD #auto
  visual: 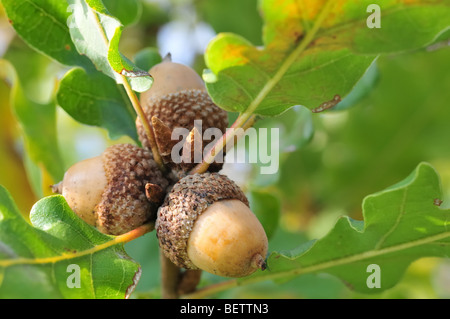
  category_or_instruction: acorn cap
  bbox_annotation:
[137,61,229,176]
[137,89,228,147]
[156,173,249,269]
[95,143,169,235]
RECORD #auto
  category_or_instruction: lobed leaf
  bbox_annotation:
[246,162,450,294]
[204,0,450,116]
[0,187,142,299]
[66,0,153,92]
[1,0,91,68]
[2,0,152,142]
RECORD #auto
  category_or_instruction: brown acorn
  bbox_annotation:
[52,143,169,235]
[156,173,268,278]
[136,59,229,177]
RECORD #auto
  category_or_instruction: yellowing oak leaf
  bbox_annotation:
[204,0,450,116]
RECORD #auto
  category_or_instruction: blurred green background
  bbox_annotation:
[0,0,449,299]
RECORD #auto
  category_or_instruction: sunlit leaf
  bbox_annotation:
[0,187,142,298]
[67,0,152,92]
[204,0,450,116]
[1,0,91,67]
[246,163,450,294]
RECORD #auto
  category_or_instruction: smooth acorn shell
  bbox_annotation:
[187,199,268,278]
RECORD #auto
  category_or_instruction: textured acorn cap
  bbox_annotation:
[137,89,228,150]
[156,173,249,270]
[54,143,170,235]
[136,61,228,175]
[95,143,169,235]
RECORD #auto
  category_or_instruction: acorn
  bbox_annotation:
[156,173,268,278]
[52,143,169,235]
[136,58,229,177]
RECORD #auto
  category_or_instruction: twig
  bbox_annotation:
[121,76,166,173]
[160,250,181,299]
[178,269,202,295]
[188,113,257,175]
[87,7,166,172]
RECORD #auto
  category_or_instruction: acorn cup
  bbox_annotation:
[52,143,169,235]
[156,172,268,278]
[136,58,229,178]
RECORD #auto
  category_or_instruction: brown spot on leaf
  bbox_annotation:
[433,198,443,206]
[125,267,142,299]
[312,94,341,113]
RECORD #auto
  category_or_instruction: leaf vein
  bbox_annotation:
[374,188,408,250]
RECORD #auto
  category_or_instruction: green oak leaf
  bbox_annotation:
[0,187,142,299]
[204,0,450,116]
[67,0,152,92]
[245,162,450,294]
[332,60,380,111]
[57,67,138,142]
[1,0,92,68]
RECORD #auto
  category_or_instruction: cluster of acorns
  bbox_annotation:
[52,59,268,278]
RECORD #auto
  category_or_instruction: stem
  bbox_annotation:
[178,269,203,295]
[160,251,181,299]
[89,7,166,172]
[0,223,154,268]
[188,113,256,175]
[121,76,166,173]
[241,114,257,132]
[189,0,334,175]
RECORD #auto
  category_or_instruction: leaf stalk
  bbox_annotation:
[0,223,154,268]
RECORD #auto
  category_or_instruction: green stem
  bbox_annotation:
[89,7,166,172]
[121,76,166,172]
[0,223,154,267]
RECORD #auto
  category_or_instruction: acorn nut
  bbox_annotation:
[136,59,229,176]
[156,173,268,278]
[52,143,169,235]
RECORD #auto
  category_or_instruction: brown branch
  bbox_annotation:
[178,269,202,296]
[160,250,181,299]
